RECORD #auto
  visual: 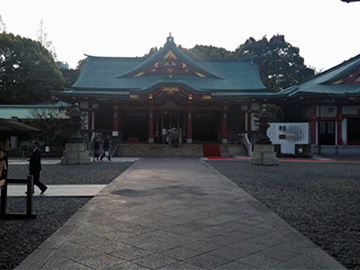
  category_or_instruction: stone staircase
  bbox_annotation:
[112,143,248,157]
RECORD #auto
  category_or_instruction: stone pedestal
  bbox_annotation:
[61,142,91,165]
[250,144,279,166]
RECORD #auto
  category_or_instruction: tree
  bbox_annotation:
[0,15,6,33]
[37,18,57,60]
[143,47,159,57]
[233,35,315,92]
[26,104,85,146]
[60,68,80,88]
[181,45,232,58]
[0,32,65,104]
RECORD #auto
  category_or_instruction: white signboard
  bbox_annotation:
[267,123,309,145]
[267,123,309,154]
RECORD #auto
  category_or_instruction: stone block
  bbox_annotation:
[250,144,278,166]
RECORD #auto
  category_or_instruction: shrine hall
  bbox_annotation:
[52,35,280,144]
[51,35,360,155]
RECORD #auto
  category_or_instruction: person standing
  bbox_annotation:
[29,140,47,194]
[171,127,179,148]
[100,136,111,161]
[93,137,100,162]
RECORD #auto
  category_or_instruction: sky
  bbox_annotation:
[1,0,359,71]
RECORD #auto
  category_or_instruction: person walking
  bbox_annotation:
[100,136,111,161]
[29,140,47,194]
[93,137,100,162]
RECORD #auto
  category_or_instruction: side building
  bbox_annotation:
[280,54,360,155]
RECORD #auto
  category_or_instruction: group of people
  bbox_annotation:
[92,135,111,162]
[163,127,182,148]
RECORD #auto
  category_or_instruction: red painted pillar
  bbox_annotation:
[88,108,93,131]
[112,104,121,139]
[222,112,227,144]
[337,103,342,145]
[310,101,317,144]
[148,101,154,143]
[247,102,252,131]
[222,102,228,143]
[187,104,192,143]
[113,105,119,131]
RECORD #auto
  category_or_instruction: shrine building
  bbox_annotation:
[51,35,360,155]
[52,35,280,144]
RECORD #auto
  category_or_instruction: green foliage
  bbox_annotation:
[0,32,65,104]
[60,68,80,88]
[143,47,159,57]
[181,45,232,58]
[234,35,315,92]
[24,104,85,146]
[261,103,283,122]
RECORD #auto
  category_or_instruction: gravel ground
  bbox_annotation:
[207,160,360,270]
[1,159,359,269]
[0,161,134,269]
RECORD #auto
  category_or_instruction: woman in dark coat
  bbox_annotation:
[100,136,111,161]
[93,137,100,162]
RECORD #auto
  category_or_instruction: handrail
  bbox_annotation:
[239,133,253,157]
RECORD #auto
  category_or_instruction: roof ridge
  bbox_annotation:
[117,36,223,79]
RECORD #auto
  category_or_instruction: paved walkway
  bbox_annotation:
[7,184,107,197]
[16,158,345,269]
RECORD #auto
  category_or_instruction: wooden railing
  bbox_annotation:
[0,176,36,219]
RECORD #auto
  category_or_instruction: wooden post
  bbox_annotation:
[26,175,34,217]
[0,182,7,217]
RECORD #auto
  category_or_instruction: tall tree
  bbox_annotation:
[0,15,6,33]
[181,45,232,58]
[0,33,65,104]
[233,35,315,92]
[37,18,57,60]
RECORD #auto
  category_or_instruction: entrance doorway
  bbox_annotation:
[347,118,360,144]
[123,113,148,142]
[319,120,335,145]
[154,111,186,143]
[192,113,218,142]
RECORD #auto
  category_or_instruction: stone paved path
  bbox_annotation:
[16,158,345,269]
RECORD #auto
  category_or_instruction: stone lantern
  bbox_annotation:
[250,104,278,165]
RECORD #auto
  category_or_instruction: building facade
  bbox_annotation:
[279,54,360,155]
[52,35,279,144]
[51,36,360,155]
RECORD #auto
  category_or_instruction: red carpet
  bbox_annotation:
[203,144,221,157]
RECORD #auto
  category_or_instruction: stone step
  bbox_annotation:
[116,144,204,157]
[112,143,248,157]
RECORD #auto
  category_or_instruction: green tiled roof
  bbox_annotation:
[53,36,271,99]
[281,54,360,98]
[0,101,69,119]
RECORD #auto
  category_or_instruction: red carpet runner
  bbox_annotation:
[203,144,221,157]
